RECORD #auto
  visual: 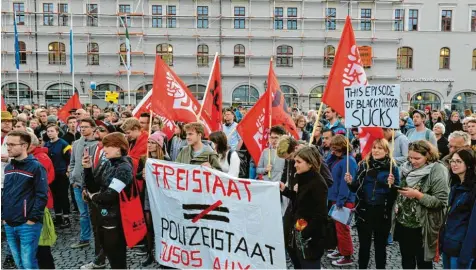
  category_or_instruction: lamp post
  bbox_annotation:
[446,82,453,96]
[80,78,85,94]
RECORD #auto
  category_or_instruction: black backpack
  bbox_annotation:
[227,150,249,179]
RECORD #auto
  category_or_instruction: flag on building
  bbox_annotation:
[200,54,222,132]
[58,92,82,123]
[266,60,299,139]
[321,16,383,159]
[13,12,20,70]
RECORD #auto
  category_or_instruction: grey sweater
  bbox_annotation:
[256,148,285,182]
[69,137,98,187]
[392,131,409,166]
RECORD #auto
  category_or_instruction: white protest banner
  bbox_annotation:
[344,84,401,129]
[145,159,286,269]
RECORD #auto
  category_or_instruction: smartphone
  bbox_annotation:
[83,147,89,157]
[393,185,405,190]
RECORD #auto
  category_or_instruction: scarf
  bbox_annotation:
[368,156,391,171]
[400,162,435,187]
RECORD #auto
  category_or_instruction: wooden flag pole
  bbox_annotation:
[389,129,395,188]
[267,57,273,179]
[309,102,325,146]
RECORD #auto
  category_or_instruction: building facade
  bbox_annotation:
[1,0,476,112]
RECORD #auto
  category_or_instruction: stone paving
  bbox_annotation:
[2,215,443,269]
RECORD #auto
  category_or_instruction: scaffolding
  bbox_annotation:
[1,0,405,106]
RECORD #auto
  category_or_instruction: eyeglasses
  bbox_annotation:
[449,159,464,165]
[6,143,25,148]
[96,127,107,132]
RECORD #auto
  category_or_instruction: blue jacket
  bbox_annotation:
[441,184,476,268]
[1,155,48,226]
[349,160,400,206]
[326,154,357,207]
[44,138,71,174]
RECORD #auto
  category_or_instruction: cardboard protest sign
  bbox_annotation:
[344,84,400,129]
[145,159,286,269]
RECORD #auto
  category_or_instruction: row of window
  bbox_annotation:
[12,2,476,32]
[14,41,476,70]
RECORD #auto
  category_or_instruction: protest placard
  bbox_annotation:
[145,159,286,269]
[344,84,401,129]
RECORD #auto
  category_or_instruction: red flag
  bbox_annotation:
[236,90,271,164]
[266,61,299,139]
[322,16,383,159]
[150,56,212,135]
[132,90,175,139]
[200,54,222,132]
[1,96,6,111]
[57,92,82,123]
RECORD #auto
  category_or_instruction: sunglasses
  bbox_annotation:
[96,127,107,132]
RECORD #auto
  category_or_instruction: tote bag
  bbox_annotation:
[119,180,147,248]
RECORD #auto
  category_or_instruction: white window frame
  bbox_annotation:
[438,5,456,32]
[393,8,405,31]
[469,5,476,32]
[404,7,421,32]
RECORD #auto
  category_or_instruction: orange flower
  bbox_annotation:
[295,219,308,231]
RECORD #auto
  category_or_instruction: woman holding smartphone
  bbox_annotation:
[344,139,400,269]
[82,132,133,269]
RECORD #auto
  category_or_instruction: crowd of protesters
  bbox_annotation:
[1,101,476,269]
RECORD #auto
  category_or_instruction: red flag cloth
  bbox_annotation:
[322,16,383,159]
[358,127,384,159]
[132,90,175,139]
[119,181,147,248]
[150,56,212,135]
[129,131,148,191]
[57,92,82,123]
[1,96,6,111]
[267,61,299,139]
[200,55,223,132]
[236,90,271,164]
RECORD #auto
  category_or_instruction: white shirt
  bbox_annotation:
[219,150,240,178]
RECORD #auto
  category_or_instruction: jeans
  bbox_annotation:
[395,222,433,269]
[4,223,43,269]
[73,187,92,242]
[442,253,474,269]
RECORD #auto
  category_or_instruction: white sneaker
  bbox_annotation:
[80,262,106,269]
[327,250,343,260]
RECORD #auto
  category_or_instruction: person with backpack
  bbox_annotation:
[256,126,287,182]
[406,110,438,147]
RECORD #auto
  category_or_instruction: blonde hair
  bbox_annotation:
[409,140,440,163]
[277,135,297,158]
[364,138,395,167]
[294,146,321,173]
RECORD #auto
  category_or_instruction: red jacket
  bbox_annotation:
[128,131,148,191]
[32,147,55,209]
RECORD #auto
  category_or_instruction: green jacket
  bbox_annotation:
[175,144,222,171]
[393,161,450,261]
